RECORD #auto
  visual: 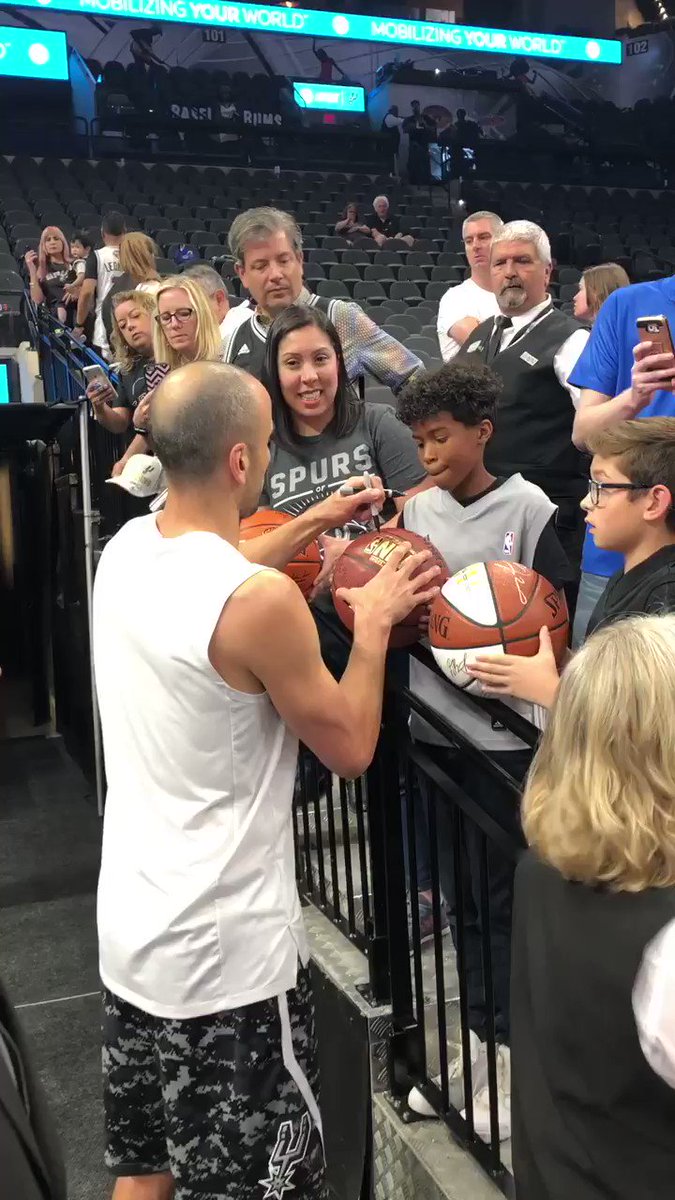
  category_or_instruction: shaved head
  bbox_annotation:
[151,362,268,484]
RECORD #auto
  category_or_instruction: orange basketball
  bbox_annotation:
[331,528,449,648]
[239,509,322,600]
[428,560,569,690]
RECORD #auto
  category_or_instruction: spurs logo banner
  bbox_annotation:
[258,1113,312,1199]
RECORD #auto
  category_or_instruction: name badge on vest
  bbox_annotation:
[466,341,482,354]
[520,351,538,366]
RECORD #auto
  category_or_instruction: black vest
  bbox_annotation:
[224,294,333,382]
[456,305,587,499]
[512,852,675,1200]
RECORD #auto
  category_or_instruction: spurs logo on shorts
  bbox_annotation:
[259,1113,312,1198]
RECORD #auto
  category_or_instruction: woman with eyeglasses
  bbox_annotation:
[510,613,675,1200]
[153,276,224,369]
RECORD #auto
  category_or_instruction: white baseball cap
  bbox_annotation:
[107,455,166,498]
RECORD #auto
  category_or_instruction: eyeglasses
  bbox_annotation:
[587,479,652,506]
[156,307,194,326]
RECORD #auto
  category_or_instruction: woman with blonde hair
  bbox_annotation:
[119,231,161,293]
[24,226,71,321]
[102,232,161,344]
[573,260,630,322]
[153,275,223,369]
[511,613,675,1200]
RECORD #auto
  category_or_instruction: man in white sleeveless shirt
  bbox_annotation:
[93,361,440,1200]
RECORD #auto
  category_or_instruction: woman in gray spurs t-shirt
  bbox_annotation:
[260,304,426,672]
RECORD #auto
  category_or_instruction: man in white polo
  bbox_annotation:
[436,210,502,361]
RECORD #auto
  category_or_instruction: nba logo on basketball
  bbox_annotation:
[503,531,515,556]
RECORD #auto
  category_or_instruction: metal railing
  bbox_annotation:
[295,616,537,1192]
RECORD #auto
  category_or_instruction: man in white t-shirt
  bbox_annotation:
[93,361,440,1200]
[437,210,502,362]
[74,211,125,357]
[183,262,253,342]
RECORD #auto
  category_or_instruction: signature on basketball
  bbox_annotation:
[502,560,529,606]
[442,652,470,679]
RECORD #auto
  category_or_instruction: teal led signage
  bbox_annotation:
[0,2,622,65]
[293,80,365,112]
[0,24,68,79]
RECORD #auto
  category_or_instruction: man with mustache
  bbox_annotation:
[455,220,590,580]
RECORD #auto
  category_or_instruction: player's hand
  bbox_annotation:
[466,626,561,709]
[312,474,386,531]
[86,379,115,408]
[336,543,441,629]
[111,459,125,477]
[133,391,153,431]
[631,341,675,407]
[310,535,348,600]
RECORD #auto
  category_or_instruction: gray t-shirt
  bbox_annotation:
[404,474,566,752]
[260,402,424,537]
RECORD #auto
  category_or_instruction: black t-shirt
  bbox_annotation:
[40,263,70,309]
[586,544,675,638]
[371,213,400,237]
[112,359,151,412]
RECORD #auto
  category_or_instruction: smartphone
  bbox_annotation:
[144,362,171,392]
[636,315,675,356]
[82,364,112,391]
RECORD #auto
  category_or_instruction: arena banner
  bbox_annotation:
[0,0,622,65]
[0,23,68,78]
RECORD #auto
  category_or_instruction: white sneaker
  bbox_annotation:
[468,1044,511,1142]
[407,1030,488,1117]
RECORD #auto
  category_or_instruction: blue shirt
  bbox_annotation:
[569,276,675,576]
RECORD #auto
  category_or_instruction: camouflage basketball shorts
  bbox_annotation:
[102,965,328,1199]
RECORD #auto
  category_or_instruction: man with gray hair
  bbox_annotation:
[455,219,590,576]
[436,210,502,361]
[93,360,440,1200]
[183,262,252,341]
[369,194,414,247]
[224,206,422,390]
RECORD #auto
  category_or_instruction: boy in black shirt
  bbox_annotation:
[469,418,675,707]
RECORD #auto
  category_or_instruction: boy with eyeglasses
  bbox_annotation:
[468,418,675,707]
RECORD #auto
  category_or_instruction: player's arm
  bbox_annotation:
[211,546,441,777]
[75,278,96,326]
[238,477,385,570]
[449,316,480,345]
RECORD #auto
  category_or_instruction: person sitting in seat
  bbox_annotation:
[334,202,371,240]
[368,195,414,249]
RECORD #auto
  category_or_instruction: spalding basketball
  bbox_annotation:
[331,529,449,649]
[239,509,322,600]
[428,560,569,690]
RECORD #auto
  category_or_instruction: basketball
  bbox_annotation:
[428,560,569,690]
[239,509,322,600]
[331,528,449,648]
